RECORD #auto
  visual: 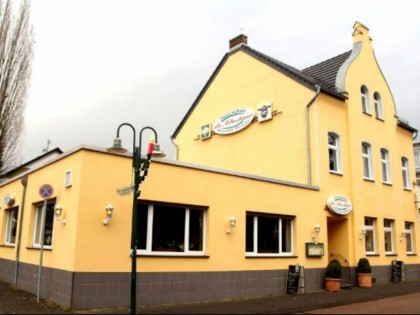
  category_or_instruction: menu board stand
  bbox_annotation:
[285,265,305,295]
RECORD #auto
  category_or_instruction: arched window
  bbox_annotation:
[361,85,370,114]
[374,92,384,119]
[362,142,373,179]
[328,132,341,173]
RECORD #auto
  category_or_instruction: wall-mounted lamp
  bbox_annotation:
[103,203,114,225]
[359,228,367,240]
[54,204,66,225]
[400,231,407,242]
[226,216,237,234]
[312,224,321,244]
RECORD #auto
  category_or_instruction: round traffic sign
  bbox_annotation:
[39,184,54,199]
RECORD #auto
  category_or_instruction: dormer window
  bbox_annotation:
[374,92,384,120]
[361,85,370,114]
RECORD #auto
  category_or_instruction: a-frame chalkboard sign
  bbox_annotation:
[285,265,305,295]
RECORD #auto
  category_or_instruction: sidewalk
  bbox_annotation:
[2,278,420,314]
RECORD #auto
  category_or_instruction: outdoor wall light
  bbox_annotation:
[312,224,321,244]
[54,204,66,225]
[400,231,407,242]
[226,216,237,234]
[359,228,367,240]
[103,203,114,225]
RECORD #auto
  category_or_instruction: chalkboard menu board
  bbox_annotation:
[286,265,301,295]
[391,260,403,282]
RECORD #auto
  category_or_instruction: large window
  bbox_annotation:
[384,219,394,254]
[5,207,18,246]
[361,85,370,114]
[401,157,411,189]
[404,222,414,254]
[33,201,55,248]
[138,203,206,256]
[246,213,293,256]
[362,142,374,180]
[374,92,384,120]
[364,217,376,254]
[381,148,391,184]
[328,132,342,173]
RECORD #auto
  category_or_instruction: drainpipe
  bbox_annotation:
[14,175,28,286]
[305,85,321,186]
[171,138,179,161]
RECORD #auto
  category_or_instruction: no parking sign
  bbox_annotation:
[39,184,54,199]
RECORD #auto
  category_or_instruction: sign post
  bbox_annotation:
[36,184,53,303]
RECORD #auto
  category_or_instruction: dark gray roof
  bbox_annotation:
[172,45,350,139]
[302,51,352,92]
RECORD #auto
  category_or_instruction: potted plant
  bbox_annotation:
[357,258,372,288]
[325,259,342,292]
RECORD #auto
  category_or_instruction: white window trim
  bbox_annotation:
[384,220,394,255]
[361,85,370,114]
[328,132,342,174]
[404,223,414,254]
[381,149,392,184]
[401,157,411,189]
[65,170,72,188]
[245,215,294,257]
[374,92,384,120]
[364,219,376,255]
[32,203,53,249]
[139,205,207,256]
[362,143,374,180]
[5,208,18,246]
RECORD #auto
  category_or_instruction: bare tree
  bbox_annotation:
[0,0,33,174]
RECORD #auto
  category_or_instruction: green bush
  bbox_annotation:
[357,258,372,274]
[325,259,342,279]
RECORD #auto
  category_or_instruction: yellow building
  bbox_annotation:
[0,22,418,310]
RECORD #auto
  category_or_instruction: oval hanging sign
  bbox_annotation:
[327,195,352,215]
[213,108,254,135]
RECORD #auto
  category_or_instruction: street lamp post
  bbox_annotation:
[107,123,165,315]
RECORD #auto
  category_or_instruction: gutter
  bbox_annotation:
[14,175,28,286]
[305,85,321,185]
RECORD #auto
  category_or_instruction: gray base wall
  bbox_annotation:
[1,258,419,310]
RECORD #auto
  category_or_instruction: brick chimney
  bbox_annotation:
[229,34,248,50]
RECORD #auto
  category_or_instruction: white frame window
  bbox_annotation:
[5,207,18,246]
[381,148,391,184]
[65,170,72,188]
[246,213,294,257]
[364,217,376,254]
[362,142,374,180]
[415,151,420,169]
[374,92,384,120]
[401,157,411,189]
[404,222,414,254]
[328,132,342,174]
[361,85,370,114]
[33,201,55,248]
[384,219,394,255]
[138,203,206,256]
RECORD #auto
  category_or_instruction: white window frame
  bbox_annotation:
[364,217,376,255]
[384,219,394,255]
[381,148,391,184]
[361,85,370,114]
[246,214,294,257]
[415,151,420,169]
[362,142,374,180]
[374,92,384,120]
[64,170,72,188]
[139,204,207,256]
[404,222,414,254]
[5,208,18,246]
[328,132,342,174]
[33,201,55,249]
[401,157,411,189]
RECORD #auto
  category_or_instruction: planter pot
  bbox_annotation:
[358,273,372,288]
[325,278,341,292]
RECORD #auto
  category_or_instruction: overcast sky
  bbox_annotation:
[21,0,420,162]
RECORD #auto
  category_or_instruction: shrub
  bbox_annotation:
[357,258,372,274]
[325,259,342,279]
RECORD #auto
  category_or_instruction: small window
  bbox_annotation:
[384,219,394,254]
[404,222,414,254]
[65,170,72,187]
[415,151,420,168]
[33,201,56,248]
[401,157,411,189]
[381,148,391,184]
[362,142,374,180]
[5,207,18,246]
[138,203,206,256]
[364,217,376,254]
[361,85,370,114]
[374,92,384,120]
[246,213,294,256]
[328,132,342,173]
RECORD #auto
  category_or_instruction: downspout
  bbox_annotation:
[305,85,321,186]
[171,138,179,161]
[14,175,28,286]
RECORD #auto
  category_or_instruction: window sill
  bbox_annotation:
[0,244,15,248]
[329,171,343,176]
[407,253,417,256]
[382,182,393,186]
[363,178,375,182]
[138,254,210,258]
[385,253,398,257]
[26,246,52,251]
[363,111,372,116]
[403,187,412,192]
[245,254,297,259]
[375,117,385,122]
[366,253,380,257]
